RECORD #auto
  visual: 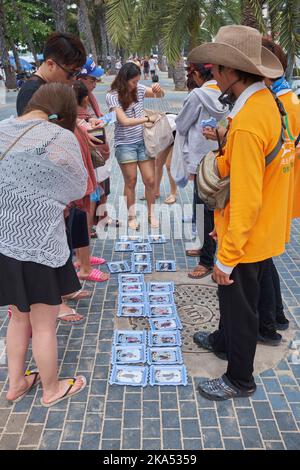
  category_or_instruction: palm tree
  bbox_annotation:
[11,0,40,66]
[0,0,17,89]
[49,0,69,32]
[77,0,98,62]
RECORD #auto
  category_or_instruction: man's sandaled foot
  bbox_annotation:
[148,216,159,229]
[41,376,87,407]
[6,370,41,403]
[57,308,84,324]
[188,265,213,279]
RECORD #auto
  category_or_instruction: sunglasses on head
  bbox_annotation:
[54,61,82,79]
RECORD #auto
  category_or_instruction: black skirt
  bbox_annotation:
[0,252,81,313]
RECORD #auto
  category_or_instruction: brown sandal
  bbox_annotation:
[186,249,201,257]
[188,265,213,279]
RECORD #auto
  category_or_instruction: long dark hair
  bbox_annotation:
[73,81,89,106]
[110,63,141,110]
[24,83,77,132]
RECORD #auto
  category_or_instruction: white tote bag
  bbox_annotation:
[143,109,174,158]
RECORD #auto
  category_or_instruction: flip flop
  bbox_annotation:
[78,268,109,282]
[40,376,87,408]
[148,216,160,229]
[164,194,177,204]
[8,370,41,403]
[57,309,85,324]
[62,289,92,301]
[188,266,213,279]
[128,219,140,231]
[74,256,106,269]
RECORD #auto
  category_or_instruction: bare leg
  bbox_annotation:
[6,306,32,400]
[154,147,170,197]
[138,159,157,224]
[29,303,85,403]
[119,161,138,223]
[165,148,177,199]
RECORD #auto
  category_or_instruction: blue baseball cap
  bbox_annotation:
[80,56,104,78]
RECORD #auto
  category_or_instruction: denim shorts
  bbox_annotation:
[115,141,150,164]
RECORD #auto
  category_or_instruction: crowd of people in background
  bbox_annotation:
[0,25,299,406]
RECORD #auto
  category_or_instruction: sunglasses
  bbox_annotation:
[54,61,82,79]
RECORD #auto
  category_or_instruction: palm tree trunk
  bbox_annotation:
[11,41,23,74]
[11,0,40,66]
[0,1,17,89]
[95,1,108,68]
[77,0,98,62]
[158,39,167,72]
[172,57,186,91]
[241,0,263,29]
[49,0,68,32]
[168,64,174,79]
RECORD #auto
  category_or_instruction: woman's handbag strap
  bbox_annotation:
[0,121,43,161]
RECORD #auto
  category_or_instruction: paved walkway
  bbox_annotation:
[0,74,300,450]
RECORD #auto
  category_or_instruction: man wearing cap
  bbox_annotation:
[190,25,294,400]
[77,56,104,119]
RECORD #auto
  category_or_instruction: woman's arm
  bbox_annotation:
[145,83,165,98]
[113,106,155,127]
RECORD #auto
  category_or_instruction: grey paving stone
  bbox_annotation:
[163,429,182,450]
[161,393,178,410]
[143,401,160,418]
[199,409,218,427]
[62,421,83,441]
[268,393,290,411]
[183,439,202,450]
[87,396,105,413]
[101,439,121,450]
[219,417,240,438]
[67,402,86,421]
[251,385,268,401]
[202,427,223,449]
[178,385,195,400]
[265,441,285,450]
[257,420,281,440]
[240,427,264,449]
[290,403,300,421]
[125,393,141,409]
[124,410,141,429]
[20,424,44,446]
[274,411,298,431]
[60,442,80,450]
[81,433,101,450]
[95,353,111,365]
[224,438,244,450]
[84,413,103,433]
[4,413,27,433]
[252,401,274,420]
[215,400,235,417]
[143,418,161,439]
[105,401,123,419]
[27,406,48,424]
[262,378,282,393]
[181,419,201,438]
[106,385,125,401]
[179,401,198,418]
[282,432,300,450]
[45,410,66,429]
[143,387,159,400]
[236,408,257,426]
[0,433,21,450]
[63,351,80,363]
[122,429,141,450]
[282,386,300,402]
[90,380,107,395]
[142,439,161,450]
[261,369,276,378]
[162,410,180,429]
[13,396,34,413]
[102,419,122,440]
[277,374,297,386]
[93,366,110,380]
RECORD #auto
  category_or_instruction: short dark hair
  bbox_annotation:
[218,65,263,84]
[73,81,89,106]
[192,63,213,81]
[43,32,86,68]
[262,37,287,75]
[24,82,78,132]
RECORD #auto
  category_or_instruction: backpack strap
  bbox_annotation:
[265,125,285,166]
[295,133,300,148]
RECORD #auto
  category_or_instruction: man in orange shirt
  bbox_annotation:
[189,26,293,400]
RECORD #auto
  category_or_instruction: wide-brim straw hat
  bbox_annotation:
[187,25,283,79]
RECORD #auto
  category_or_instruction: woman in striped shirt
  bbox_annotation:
[106,63,164,230]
